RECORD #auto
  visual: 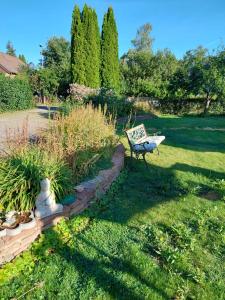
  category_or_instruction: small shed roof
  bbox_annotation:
[0,52,25,74]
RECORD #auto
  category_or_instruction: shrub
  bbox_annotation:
[131,98,225,116]
[0,147,72,211]
[0,74,34,112]
[90,89,134,117]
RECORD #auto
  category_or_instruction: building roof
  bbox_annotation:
[0,52,25,74]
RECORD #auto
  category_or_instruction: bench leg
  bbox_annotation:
[156,147,160,155]
[142,153,148,167]
[130,149,133,158]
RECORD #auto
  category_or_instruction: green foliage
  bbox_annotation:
[42,37,70,69]
[101,7,120,91]
[6,40,16,56]
[121,27,225,115]
[42,36,71,97]
[0,74,34,112]
[37,68,59,98]
[71,5,85,85]
[82,5,101,88]
[90,88,134,117]
[121,48,178,98]
[154,98,225,115]
[0,147,72,211]
[18,54,27,63]
[171,47,225,109]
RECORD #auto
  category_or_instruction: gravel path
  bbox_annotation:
[0,107,55,153]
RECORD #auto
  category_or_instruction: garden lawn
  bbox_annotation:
[0,116,225,300]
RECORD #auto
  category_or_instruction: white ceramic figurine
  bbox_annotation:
[35,178,63,219]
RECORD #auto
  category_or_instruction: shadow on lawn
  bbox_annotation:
[32,228,168,300]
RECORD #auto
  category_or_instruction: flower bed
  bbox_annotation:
[0,144,125,266]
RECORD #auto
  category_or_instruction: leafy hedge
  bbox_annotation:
[0,74,34,112]
[88,89,134,117]
[132,97,225,116]
[157,99,225,115]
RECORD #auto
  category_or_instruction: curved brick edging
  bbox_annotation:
[0,144,125,266]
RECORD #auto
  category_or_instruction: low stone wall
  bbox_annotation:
[0,144,125,266]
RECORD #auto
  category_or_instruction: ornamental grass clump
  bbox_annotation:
[44,104,117,181]
[0,147,72,211]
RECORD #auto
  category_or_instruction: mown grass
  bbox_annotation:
[0,116,224,300]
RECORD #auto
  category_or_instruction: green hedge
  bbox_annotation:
[157,99,225,115]
[0,74,34,112]
[88,89,134,117]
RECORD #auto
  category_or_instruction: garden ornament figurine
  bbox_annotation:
[35,178,63,219]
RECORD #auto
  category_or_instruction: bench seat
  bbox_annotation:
[133,135,165,152]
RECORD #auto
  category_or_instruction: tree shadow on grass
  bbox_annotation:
[96,156,225,224]
[31,226,169,300]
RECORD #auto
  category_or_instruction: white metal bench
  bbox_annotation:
[125,124,165,163]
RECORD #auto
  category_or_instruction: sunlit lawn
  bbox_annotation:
[0,116,225,300]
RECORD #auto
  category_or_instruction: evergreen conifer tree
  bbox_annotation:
[6,41,16,56]
[82,5,100,88]
[71,5,85,84]
[101,7,120,91]
[18,54,26,63]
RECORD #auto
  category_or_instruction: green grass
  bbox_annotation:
[0,116,225,300]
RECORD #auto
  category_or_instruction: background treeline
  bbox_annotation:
[120,23,225,114]
[1,5,224,115]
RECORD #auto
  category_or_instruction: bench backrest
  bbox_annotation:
[125,124,147,145]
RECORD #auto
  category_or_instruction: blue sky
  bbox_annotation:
[0,0,224,64]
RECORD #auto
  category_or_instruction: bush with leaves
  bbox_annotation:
[0,74,34,112]
[90,88,134,117]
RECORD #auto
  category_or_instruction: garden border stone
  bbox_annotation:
[0,144,125,266]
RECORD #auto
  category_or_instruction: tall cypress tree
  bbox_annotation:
[82,5,100,88]
[71,5,85,84]
[92,9,101,87]
[101,7,120,91]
